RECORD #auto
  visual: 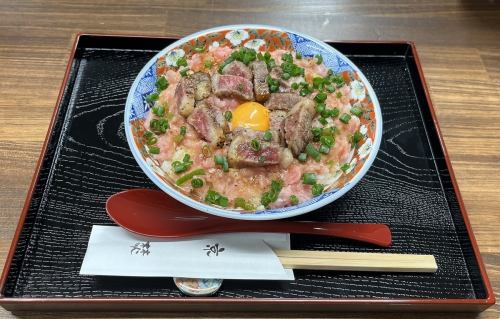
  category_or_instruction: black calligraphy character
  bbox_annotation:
[203,243,225,256]
[130,241,151,256]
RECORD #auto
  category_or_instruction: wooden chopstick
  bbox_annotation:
[274,249,437,273]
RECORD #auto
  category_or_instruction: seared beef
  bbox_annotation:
[187,102,224,146]
[250,61,270,102]
[211,74,254,101]
[228,134,282,168]
[174,77,195,117]
[191,72,212,101]
[175,72,212,117]
[265,93,305,111]
[284,98,315,156]
[222,61,253,80]
[269,110,287,146]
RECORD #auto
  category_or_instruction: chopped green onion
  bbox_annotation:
[155,76,169,91]
[322,127,336,136]
[295,52,302,59]
[148,146,160,154]
[145,92,159,105]
[263,131,273,141]
[329,107,340,118]
[204,60,213,69]
[352,131,364,144]
[350,106,363,117]
[150,118,169,134]
[320,135,334,148]
[290,195,299,205]
[175,168,205,186]
[302,173,317,185]
[305,143,321,161]
[218,56,235,73]
[194,47,205,53]
[340,163,350,172]
[174,134,184,144]
[312,183,325,196]
[315,103,326,114]
[234,197,255,210]
[224,111,232,122]
[298,153,307,162]
[152,105,165,117]
[281,72,291,80]
[214,155,229,172]
[282,53,293,63]
[260,179,283,207]
[180,68,189,77]
[258,155,266,163]
[176,57,188,67]
[251,139,261,152]
[145,136,157,145]
[336,91,343,98]
[319,144,330,154]
[325,84,335,93]
[315,54,323,65]
[180,126,187,135]
[311,127,322,141]
[318,117,328,126]
[205,190,228,207]
[291,82,299,90]
[339,113,351,124]
[191,178,204,188]
[314,92,327,103]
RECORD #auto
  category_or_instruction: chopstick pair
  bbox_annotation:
[274,249,438,273]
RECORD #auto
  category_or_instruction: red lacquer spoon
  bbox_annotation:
[106,189,392,247]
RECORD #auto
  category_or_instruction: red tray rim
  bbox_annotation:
[0,33,494,311]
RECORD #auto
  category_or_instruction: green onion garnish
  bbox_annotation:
[175,168,205,186]
[302,173,317,185]
[250,139,261,152]
[314,92,327,103]
[204,60,213,69]
[298,153,307,162]
[339,113,351,124]
[205,190,229,207]
[152,105,165,117]
[191,178,204,188]
[145,92,159,105]
[340,163,350,172]
[336,91,342,98]
[155,77,169,91]
[214,155,229,172]
[315,54,323,65]
[320,135,334,148]
[291,82,299,90]
[234,197,255,210]
[311,183,325,196]
[318,117,328,125]
[260,179,283,207]
[350,106,363,117]
[149,146,160,154]
[319,144,330,154]
[352,131,363,145]
[290,195,299,205]
[263,131,273,141]
[194,47,205,53]
[281,72,291,80]
[315,103,325,114]
[176,57,188,67]
[224,111,232,122]
[305,143,321,161]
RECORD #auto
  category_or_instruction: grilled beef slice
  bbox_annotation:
[284,98,315,156]
[250,61,270,102]
[211,74,254,101]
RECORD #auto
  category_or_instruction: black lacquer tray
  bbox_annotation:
[0,35,494,312]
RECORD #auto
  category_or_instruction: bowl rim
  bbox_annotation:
[124,24,382,220]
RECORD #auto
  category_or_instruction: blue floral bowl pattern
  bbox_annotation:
[125,24,382,220]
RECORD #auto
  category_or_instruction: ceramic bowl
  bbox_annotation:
[125,24,382,220]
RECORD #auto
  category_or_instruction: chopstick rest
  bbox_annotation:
[274,249,437,273]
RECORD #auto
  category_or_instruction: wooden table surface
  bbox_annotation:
[0,0,499,318]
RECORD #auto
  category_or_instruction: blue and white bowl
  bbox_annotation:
[125,25,382,220]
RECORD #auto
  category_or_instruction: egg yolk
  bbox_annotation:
[231,102,270,131]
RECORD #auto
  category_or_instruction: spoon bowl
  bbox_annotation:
[106,189,392,247]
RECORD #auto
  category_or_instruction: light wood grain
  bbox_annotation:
[275,250,438,272]
[0,0,499,318]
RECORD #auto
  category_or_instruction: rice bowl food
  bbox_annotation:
[125,25,381,220]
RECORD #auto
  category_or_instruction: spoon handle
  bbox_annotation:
[219,221,392,247]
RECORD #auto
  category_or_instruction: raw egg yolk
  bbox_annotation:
[231,102,270,131]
